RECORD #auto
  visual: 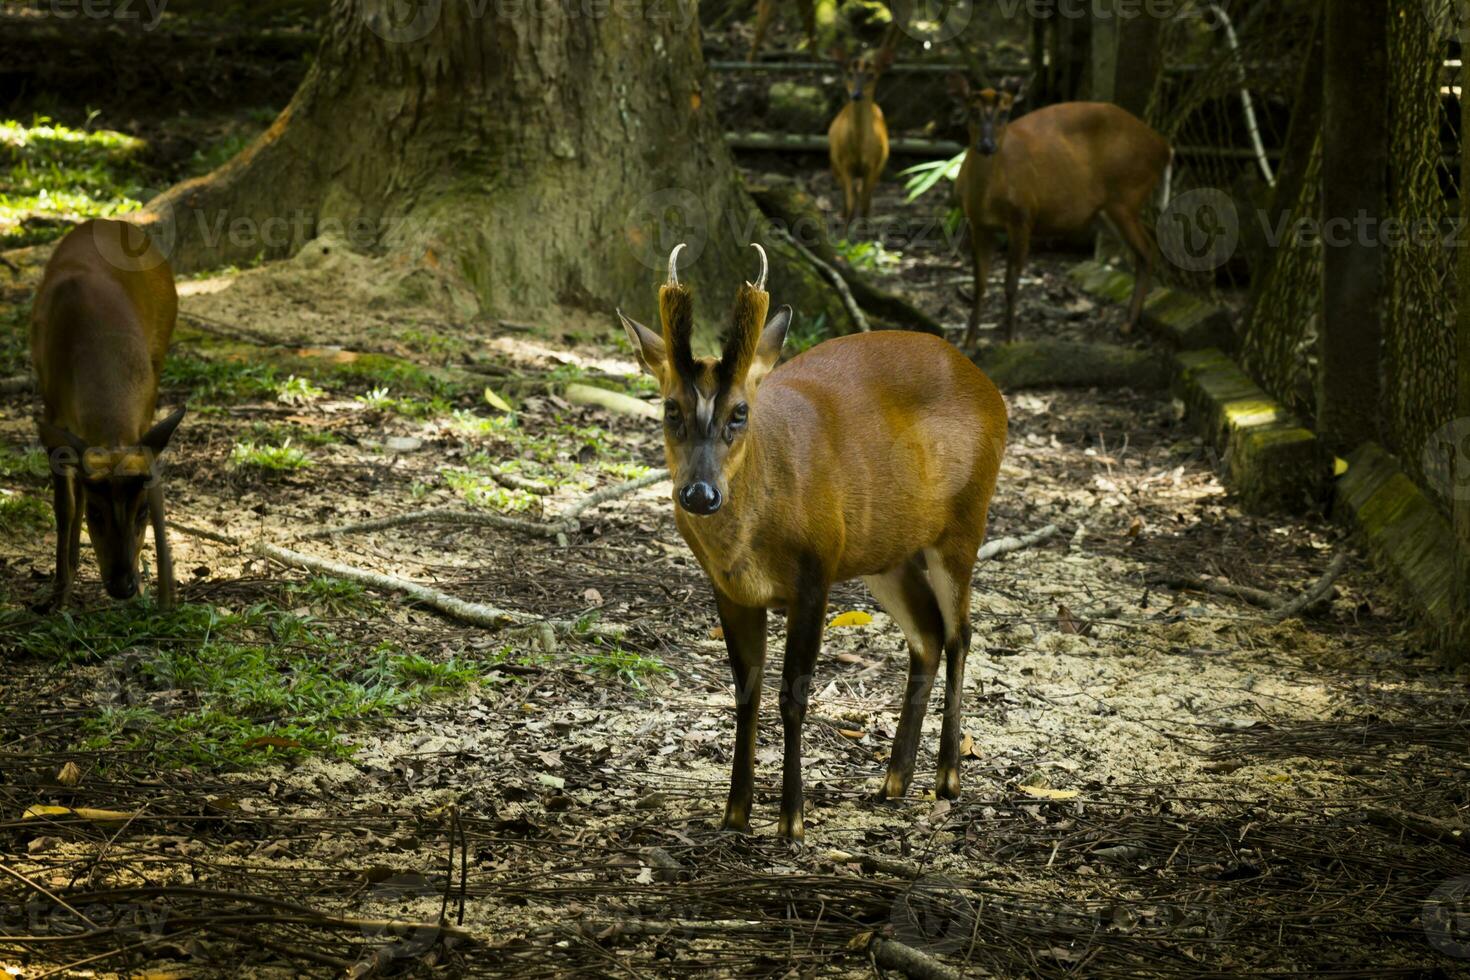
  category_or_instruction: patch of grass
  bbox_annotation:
[329,354,459,401]
[0,492,50,533]
[283,576,376,616]
[0,116,148,249]
[230,439,311,472]
[0,445,49,483]
[355,386,452,419]
[0,600,487,767]
[574,646,668,690]
[444,468,537,513]
[248,422,338,447]
[163,353,280,403]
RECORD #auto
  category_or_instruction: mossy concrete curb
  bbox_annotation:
[1173,349,1324,513]
[1335,443,1464,659]
[1069,261,1236,351]
[975,339,1168,390]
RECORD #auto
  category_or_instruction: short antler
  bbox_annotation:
[668,242,686,286]
[748,242,768,292]
[659,243,696,380]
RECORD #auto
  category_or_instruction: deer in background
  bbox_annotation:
[749,0,817,61]
[30,219,186,610]
[618,243,1007,839]
[950,77,1173,346]
[828,44,895,235]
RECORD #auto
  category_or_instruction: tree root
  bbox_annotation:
[770,226,870,333]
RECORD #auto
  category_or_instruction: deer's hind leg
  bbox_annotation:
[923,531,983,800]
[863,556,946,800]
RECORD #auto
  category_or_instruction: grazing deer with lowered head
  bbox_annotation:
[30,219,185,610]
[950,77,1173,346]
[828,44,895,235]
[618,243,1008,840]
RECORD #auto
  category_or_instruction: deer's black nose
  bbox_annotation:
[678,482,722,516]
[978,138,999,156]
[107,572,139,600]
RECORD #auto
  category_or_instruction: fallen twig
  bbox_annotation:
[771,226,870,333]
[1365,807,1470,852]
[978,524,1059,561]
[0,374,32,394]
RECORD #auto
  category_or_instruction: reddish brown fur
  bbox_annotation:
[622,266,1007,839]
[30,219,183,609]
[955,90,1171,345]
[828,48,894,234]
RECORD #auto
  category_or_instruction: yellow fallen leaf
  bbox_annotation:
[56,761,82,787]
[1017,785,1080,801]
[827,610,873,629]
[484,386,514,413]
[23,805,137,824]
[837,729,866,740]
[1333,456,1349,477]
[959,733,982,759]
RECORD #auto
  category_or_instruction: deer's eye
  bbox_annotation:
[665,400,687,438]
[730,403,748,425]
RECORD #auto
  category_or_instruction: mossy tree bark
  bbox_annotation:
[1457,47,1470,657]
[142,0,842,337]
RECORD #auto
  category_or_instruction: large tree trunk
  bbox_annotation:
[142,0,842,336]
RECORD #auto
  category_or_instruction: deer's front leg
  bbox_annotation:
[36,469,78,612]
[717,591,767,833]
[777,564,829,841]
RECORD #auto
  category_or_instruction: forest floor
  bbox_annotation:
[2,25,1470,976]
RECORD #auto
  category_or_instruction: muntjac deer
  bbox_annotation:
[750,0,816,61]
[30,219,185,610]
[950,79,1173,346]
[828,45,894,234]
[618,244,1007,840]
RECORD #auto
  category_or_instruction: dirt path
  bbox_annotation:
[2,203,1469,976]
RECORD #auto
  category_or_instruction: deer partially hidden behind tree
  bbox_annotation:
[30,219,186,610]
[828,43,895,235]
[617,243,1007,840]
[950,77,1173,347]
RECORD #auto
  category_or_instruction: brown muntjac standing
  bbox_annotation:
[30,219,185,610]
[828,45,894,235]
[618,244,1008,840]
[750,0,816,61]
[951,78,1173,346]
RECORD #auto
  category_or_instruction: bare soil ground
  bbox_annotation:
[2,72,1469,980]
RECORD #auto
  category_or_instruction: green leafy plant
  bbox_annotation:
[275,374,325,405]
[230,439,311,472]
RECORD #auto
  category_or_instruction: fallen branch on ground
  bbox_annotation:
[1271,551,1349,620]
[0,375,32,394]
[256,541,533,628]
[172,523,624,636]
[978,524,1059,561]
[301,469,669,541]
[1150,551,1349,619]
[563,382,658,419]
[1365,807,1470,852]
[869,935,964,980]
[770,226,870,333]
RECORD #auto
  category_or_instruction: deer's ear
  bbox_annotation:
[746,305,791,390]
[617,309,667,383]
[141,406,186,454]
